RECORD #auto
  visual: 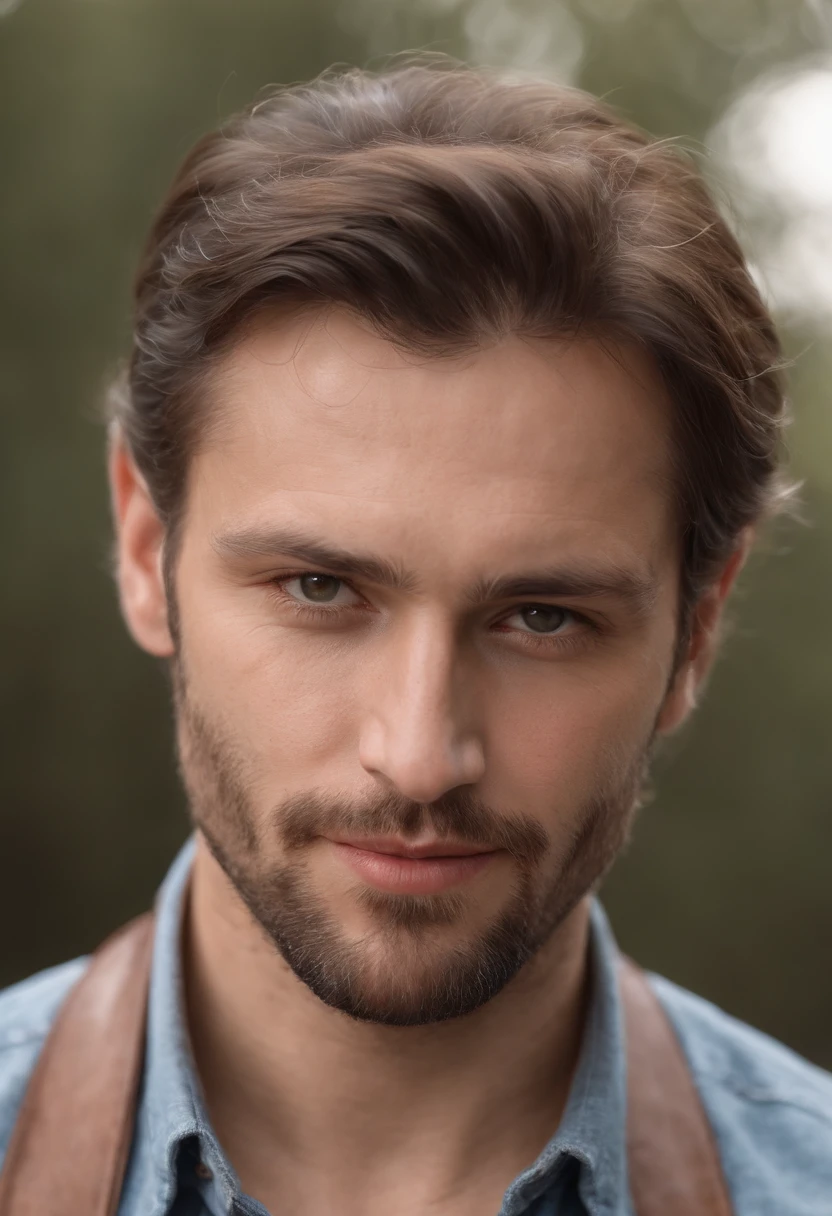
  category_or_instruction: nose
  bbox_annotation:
[357,614,486,804]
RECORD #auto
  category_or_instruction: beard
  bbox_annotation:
[172,660,651,1027]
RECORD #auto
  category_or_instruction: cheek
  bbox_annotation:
[483,654,668,813]
[179,580,364,773]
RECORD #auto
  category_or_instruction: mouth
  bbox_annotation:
[327,836,501,895]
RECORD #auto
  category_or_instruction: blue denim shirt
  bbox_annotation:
[0,839,831,1215]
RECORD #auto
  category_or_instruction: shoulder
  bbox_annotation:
[650,972,832,1216]
[0,958,87,1161]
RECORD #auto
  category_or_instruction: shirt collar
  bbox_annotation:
[498,899,630,1215]
[121,838,249,1216]
[125,838,629,1216]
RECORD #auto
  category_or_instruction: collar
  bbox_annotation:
[120,838,251,1216]
[120,838,630,1216]
[498,899,630,1216]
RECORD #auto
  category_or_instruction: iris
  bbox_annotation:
[299,574,342,602]
[519,605,567,633]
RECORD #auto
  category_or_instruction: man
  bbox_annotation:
[0,60,829,1216]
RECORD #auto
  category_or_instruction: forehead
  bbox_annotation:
[192,309,675,576]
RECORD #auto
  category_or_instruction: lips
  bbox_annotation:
[329,835,495,859]
[328,837,500,895]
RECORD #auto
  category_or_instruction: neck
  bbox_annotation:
[183,835,593,1216]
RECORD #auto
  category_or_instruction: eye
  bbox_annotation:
[283,574,361,607]
[503,604,573,634]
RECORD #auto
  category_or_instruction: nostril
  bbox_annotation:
[358,707,485,800]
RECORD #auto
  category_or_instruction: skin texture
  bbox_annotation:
[111,308,743,1215]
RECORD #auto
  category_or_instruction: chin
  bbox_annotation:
[310,959,508,1027]
[279,909,537,1027]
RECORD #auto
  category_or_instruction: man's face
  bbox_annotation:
[117,309,693,1025]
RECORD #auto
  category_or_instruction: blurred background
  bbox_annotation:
[1,0,830,1065]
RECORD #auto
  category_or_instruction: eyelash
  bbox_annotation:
[264,574,599,655]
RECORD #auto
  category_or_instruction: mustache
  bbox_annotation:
[274,787,549,866]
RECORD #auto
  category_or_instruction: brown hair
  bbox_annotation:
[109,59,792,623]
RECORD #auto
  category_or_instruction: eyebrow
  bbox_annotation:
[212,526,658,616]
[466,567,659,617]
[212,526,417,592]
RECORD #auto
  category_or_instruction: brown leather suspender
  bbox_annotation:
[0,917,153,1216]
[619,957,733,1216]
[0,916,733,1216]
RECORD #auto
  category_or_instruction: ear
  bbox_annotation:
[108,427,175,658]
[656,530,753,734]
